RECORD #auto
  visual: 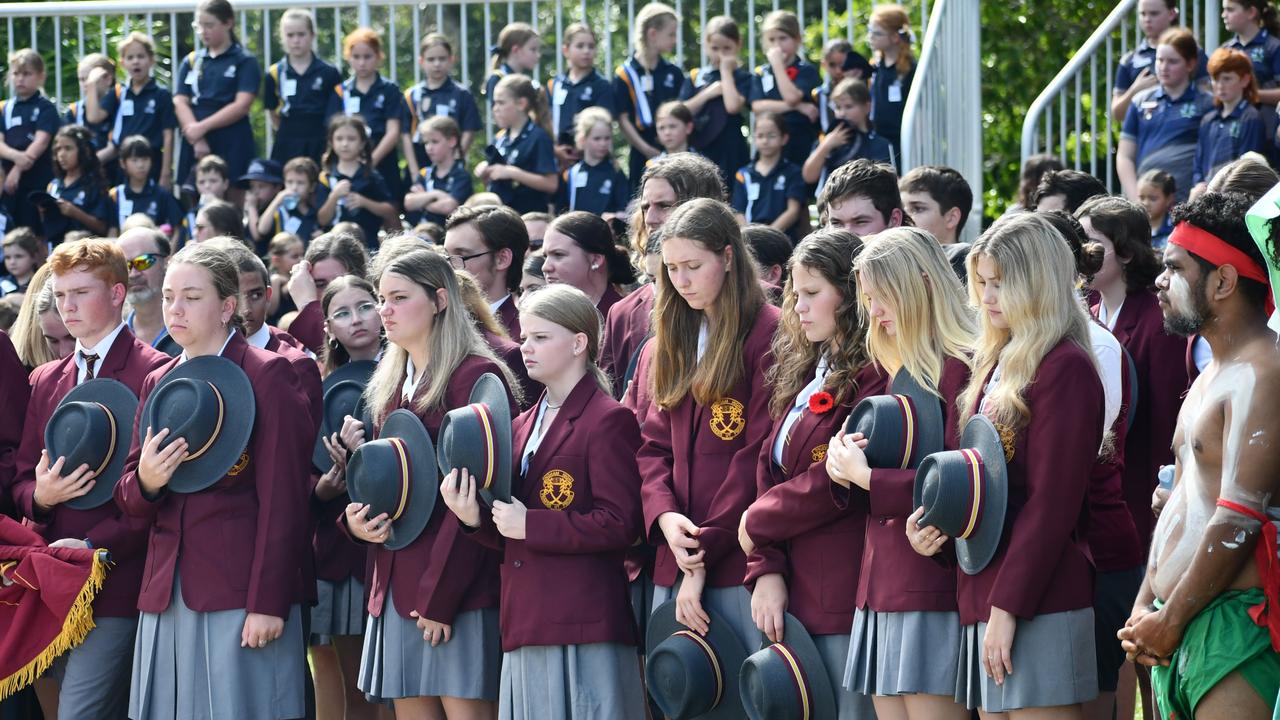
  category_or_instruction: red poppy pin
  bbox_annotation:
[809,391,834,414]
[786,66,800,81]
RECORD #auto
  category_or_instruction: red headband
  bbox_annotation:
[1169,222,1269,285]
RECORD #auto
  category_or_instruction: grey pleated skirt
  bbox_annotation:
[651,583,761,654]
[129,576,306,720]
[499,643,647,720]
[357,589,501,702]
[813,633,877,720]
[310,577,366,644]
[845,607,961,698]
[955,608,1099,712]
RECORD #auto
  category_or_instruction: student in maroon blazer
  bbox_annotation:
[10,240,169,719]
[340,249,519,716]
[819,228,975,719]
[539,211,636,321]
[283,231,372,354]
[636,198,780,652]
[443,284,647,719]
[1078,196,1189,547]
[442,204,531,343]
[114,243,314,719]
[734,229,885,719]
[604,282,656,398]
[455,269,542,408]
[910,213,1104,715]
[0,330,31,521]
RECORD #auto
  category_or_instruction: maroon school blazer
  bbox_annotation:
[1093,290,1188,545]
[1084,336,1142,573]
[744,362,886,636]
[601,283,655,397]
[13,327,168,617]
[265,325,323,429]
[494,295,521,344]
[482,328,541,410]
[0,330,31,520]
[956,339,1103,626]
[364,355,516,623]
[638,303,780,589]
[115,332,313,619]
[287,300,325,356]
[467,375,642,651]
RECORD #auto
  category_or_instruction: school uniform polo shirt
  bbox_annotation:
[819,126,896,175]
[485,63,516,106]
[263,56,342,122]
[870,58,915,150]
[109,180,183,231]
[1224,30,1280,88]
[558,159,630,215]
[405,78,482,141]
[613,56,684,134]
[548,69,615,138]
[1152,214,1173,249]
[319,163,391,248]
[731,159,806,225]
[749,58,822,165]
[1114,39,1209,93]
[488,121,557,214]
[1,91,59,175]
[63,83,120,151]
[270,200,324,240]
[44,174,112,242]
[680,64,752,184]
[176,42,262,118]
[329,74,406,142]
[110,79,177,150]
[411,162,473,225]
[1121,85,1215,161]
[1193,99,1263,184]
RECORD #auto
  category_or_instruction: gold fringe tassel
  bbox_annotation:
[0,549,111,701]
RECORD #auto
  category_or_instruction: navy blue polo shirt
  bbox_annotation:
[557,159,630,215]
[63,83,120,151]
[405,78,481,170]
[488,120,557,214]
[813,80,836,133]
[319,162,391,248]
[1152,214,1173,249]
[270,199,324,240]
[548,69,615,138]
[109,180,182,231]
[1114,40,1209,93]
[411,161,473,225]
[680,64,752,187]
[263,56,342,122]
[816,126,896,188]
[749,57,822,166]
[1224,30,1280,88]
[731,158,806,225]
[328,74,407,142]
[176,42,262,119]
[869,57,916,151]
[485,63,516,107]
[44,174,112,243]
[2,91,59,175]
[613,55,684,181]
[1193,99,1263,184]
[1121,85,1215,161]
[110,79,177,150]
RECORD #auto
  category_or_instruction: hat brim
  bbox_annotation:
[739,613,837,720]
[349,409,438,551]
[313,361,378,472]
[437,373,512,507]
[141,356,256,494]
[646,599,749,720]
[50,379,139,511]
[954,415,1008,575]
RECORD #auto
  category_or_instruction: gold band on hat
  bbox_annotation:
[958,448,984,540]
[182,382,226,463]
[388,437,411,522]
[769,643,811,720]
[674,630,723,708]
[89,402,117,477]
[471,403,495,491]
[893,394,916,470]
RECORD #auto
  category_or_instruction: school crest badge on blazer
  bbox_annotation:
[811,443,828,463]
[709,398,745,441]
[227,451,250,477]
[539,470,575,510]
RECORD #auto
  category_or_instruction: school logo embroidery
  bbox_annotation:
[1252,47,1266,63]
[312,76,323,91]
[227,451,250,476]
[664,74,676,88]
[146,202,157,216]
[1229,120,1242,138]
[539,469,575,510]
[508,149,520,163]
[1179,102,1198,119]
[811,443,828,463]
[145,98,156,114]
[709,398,746,441]
[224,65,237,78]
[600,179,612,195]
[374,94,385,109]
[994,422,1016,463]
[774,175,786,191]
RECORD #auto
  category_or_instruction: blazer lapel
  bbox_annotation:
[96,326,137,379]
[527,376,596,477]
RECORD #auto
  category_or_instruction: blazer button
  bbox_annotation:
[513,560,523,568]
[878,518,887,526]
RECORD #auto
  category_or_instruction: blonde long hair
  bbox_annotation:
[651,198,764,409]
[854,227,975,393]
[958,213,1095,429]
[364,249,520,424]
[9,264,58,368]
[519,284,612,394]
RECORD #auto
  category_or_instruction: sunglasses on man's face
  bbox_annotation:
[128,253,166,272]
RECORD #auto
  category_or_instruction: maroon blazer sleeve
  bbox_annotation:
[867,467,916,518]
[289,301,325,355]
[1137,314,1189,469]
[747,458,855,550]
[988,352,1103,619]
[525,406,642,555]
[10,363,54,523]
[461,512,504,551]
[638,398,680,542]
[0,334,31,516]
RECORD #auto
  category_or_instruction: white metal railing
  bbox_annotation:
[1021,0,1220,194]
[899,0,979,241]
[0,0,933,156]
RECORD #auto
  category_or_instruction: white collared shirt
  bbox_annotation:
[245,323,271,349]
[402,355,422,401]
[489,294,511,317]
[74,322,127,383]
[520,398,553,476]
[178,330,235,364]
[772,356,829,466]
[696,319,709,363]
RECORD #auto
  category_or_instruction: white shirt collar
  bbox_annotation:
[696,319,709,362]
[402,355,421,401]
[179,330,235,364]
[74,322,127,381]
[245,323,271,349]
[488,293,511,316]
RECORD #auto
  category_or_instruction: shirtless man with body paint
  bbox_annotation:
[1120,192,1280,720]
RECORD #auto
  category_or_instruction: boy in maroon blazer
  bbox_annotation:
[10,239,169,719]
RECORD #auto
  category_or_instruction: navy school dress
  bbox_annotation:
[175,42,262,185]
[268,183,329,241]
[488,120,557,214]
[43,174,112,243]
[1121,85,1215,201]
[1,91,60,233]
[814,126,896,190]
[748,57,822,166]
[408,161,472,226]
[613,55,684,186]
[64,83,121,157]
[1224,30,1280,89]
[328,74,409,203]
[1193,99,1263,186]
[870,57,916,163]
[680,64,752,190]
[404,78,482,170]
[110,79,178,183]
[319,161,391,248]
[731,158,806,227]
[109,180,183,233]
[548,69,615,142]
[557,159,630,215]
[263,56,342,164]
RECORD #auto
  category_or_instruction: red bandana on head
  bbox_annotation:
[1168,222,1276,315]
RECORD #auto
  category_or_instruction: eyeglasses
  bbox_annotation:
[446,250,495,269]
[127,253,167,272]
[329,302,379,323]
